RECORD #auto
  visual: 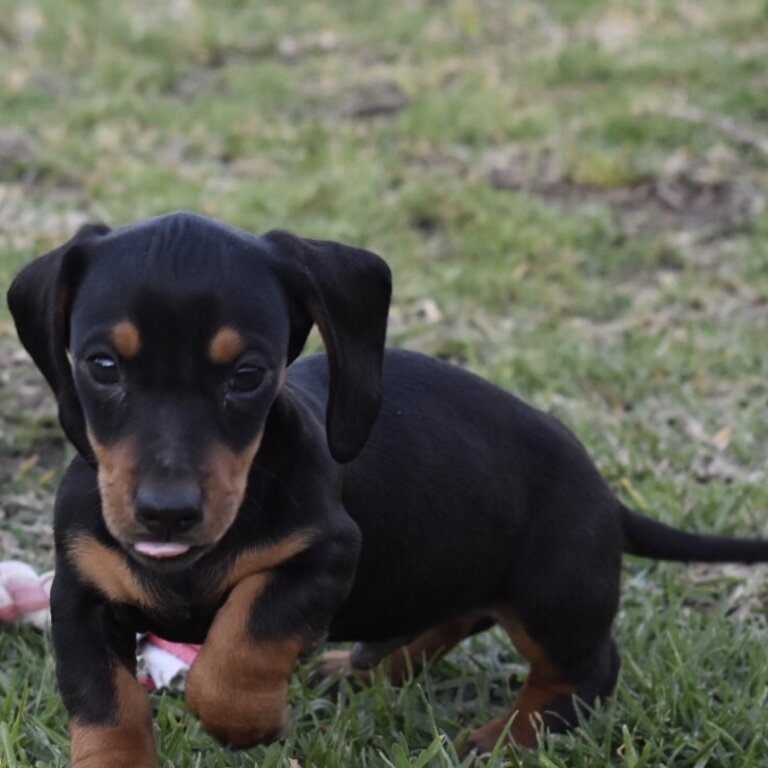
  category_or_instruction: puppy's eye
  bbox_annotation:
[87,354,119,385]
[230,364,265,393]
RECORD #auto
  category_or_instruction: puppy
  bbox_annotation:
[8,211,768,767]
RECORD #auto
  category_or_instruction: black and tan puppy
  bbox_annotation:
[8,212,768,766]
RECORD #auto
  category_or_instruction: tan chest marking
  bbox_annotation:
[211,530,313,598]
[67,536,159,610]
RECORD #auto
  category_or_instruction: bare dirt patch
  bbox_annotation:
[489,146,764,241]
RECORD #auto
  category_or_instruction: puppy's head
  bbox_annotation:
[8,212,391,568]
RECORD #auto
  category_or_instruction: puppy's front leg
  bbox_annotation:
[186,530,357,747]
[186,571,300,746]
[51,566,156,768]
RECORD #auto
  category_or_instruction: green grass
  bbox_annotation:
[1,0,767,765]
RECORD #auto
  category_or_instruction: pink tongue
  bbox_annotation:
[134,542,191,559]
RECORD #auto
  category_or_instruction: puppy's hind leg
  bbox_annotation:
[377,613,494,684]
[464,523,623,754]
[313,635,414,683]
[463,619,620,753]
[314,613,493,685]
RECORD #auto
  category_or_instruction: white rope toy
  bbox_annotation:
[0,559,200,691]
[0,560,53,630]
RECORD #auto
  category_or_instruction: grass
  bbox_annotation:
[1,0,767,765]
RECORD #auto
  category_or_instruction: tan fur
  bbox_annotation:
[70,665,156,768]
[88,427,262,547]
[385,613,487,684]
[316,612,487,685]
[465,614,573,750]
[87,431,139,543]
[111,321,142,359]
[465,672,573,751]
[186,573,303,747]
[67,535,159,609]
[199,435,262,543]
[214,531,313,596]
[208,327,245,364]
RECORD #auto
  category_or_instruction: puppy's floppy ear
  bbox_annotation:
[7,223,111,462]
[264,231,392,464]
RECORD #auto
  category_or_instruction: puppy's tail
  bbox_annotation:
[621,504,768,563]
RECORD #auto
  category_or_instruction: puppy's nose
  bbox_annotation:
[135,482,203,534]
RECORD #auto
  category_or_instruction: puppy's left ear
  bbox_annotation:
[7,223,111,461]
[265,231,392,463]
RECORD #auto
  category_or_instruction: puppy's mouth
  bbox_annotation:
[128,539,211,569]
[134,541,193,559]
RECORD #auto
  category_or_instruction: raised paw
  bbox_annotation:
[186,665,289,747]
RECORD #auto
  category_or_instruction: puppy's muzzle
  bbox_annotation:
[134,480,203,556]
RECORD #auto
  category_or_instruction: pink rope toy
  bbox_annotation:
[0,560,53,629]
[0,559,200,692]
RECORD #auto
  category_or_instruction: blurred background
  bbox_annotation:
[0,1,767,766]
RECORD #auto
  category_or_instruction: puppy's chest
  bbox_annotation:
[114,537,306,641]
[125,594,221,644]
[121,570,232,643]
[68,531,314,640]
[67,535,231,632]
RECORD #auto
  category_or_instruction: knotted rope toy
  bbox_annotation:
[0,560,53,629]
[0,559,200,691]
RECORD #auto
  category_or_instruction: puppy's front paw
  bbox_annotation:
[186,663,289,747]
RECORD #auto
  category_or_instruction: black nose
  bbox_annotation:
[135,482,203,534]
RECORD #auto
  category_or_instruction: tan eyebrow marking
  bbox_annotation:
[209,327,245,364]
[111,321,142,359]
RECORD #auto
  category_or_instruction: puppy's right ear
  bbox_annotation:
[7,223,111,461]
